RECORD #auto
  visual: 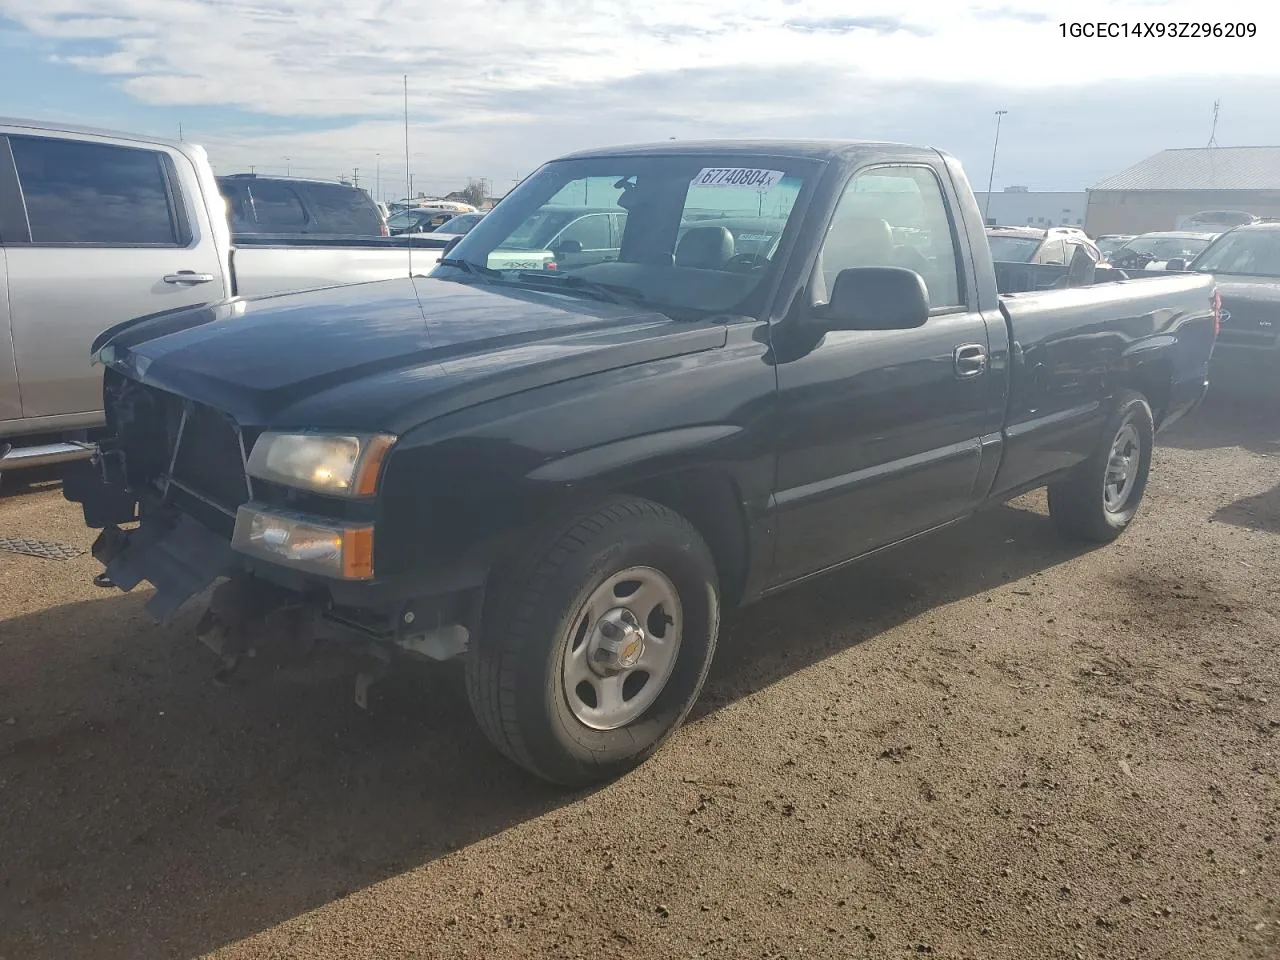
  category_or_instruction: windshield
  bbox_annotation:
[386,210,426,230]
[1097,238,1131,256]
[1191,230,1280,277]
[433,155,815,318]
[988,235,1041,262]
[1121,236,1212,259]
[435,213,483,234]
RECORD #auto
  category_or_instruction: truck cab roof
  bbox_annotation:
[558,139,944,164]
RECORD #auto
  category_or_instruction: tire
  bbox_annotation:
[465,495,720,786]
[1048,390,1155,543]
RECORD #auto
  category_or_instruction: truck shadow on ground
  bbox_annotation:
[0,500,1089,959]
[1159,383,1280,456]
[1212,483,1280,535]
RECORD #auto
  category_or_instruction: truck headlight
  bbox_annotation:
[246,432,395,497]
[232,506,374,580]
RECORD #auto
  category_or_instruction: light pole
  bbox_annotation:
[984,110,1007,224]
[284,156,291,177]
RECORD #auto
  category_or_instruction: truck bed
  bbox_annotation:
[991,270,1217,498]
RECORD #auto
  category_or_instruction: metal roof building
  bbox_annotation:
[1085,147,1280,235]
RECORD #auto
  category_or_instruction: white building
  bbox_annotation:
[971,187,1088,230]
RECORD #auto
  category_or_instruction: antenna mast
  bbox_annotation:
[404,74,412,278]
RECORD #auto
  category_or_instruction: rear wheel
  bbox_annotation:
[465,496,720,786]
[1048,390,1154,542]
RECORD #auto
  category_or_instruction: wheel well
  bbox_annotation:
[1121,359,1171,427]
[618,468,750,608]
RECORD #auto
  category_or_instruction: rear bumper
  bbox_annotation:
[1207,341,1279,394]
[1210,339,1279,367]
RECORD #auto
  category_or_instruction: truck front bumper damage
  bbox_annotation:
[91,514,237,623]
[66,458,473,702]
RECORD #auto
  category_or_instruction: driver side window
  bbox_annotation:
[817,166,963,309]
[558,214,612,251]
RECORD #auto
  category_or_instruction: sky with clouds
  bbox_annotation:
[2,0,1279,199]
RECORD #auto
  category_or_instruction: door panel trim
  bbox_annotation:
[762,514,969,596]
[1004,400,1101,441]
[770,437,981,512]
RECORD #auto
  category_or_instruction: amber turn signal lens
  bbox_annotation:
[354,434,396,497]
[343,527,375,580]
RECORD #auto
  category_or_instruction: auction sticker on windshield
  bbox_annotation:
[692,168,785,189]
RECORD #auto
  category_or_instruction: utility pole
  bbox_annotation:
[984,110,1007,224]
[284,156,291,177]
[248,164,256,174]
[352,167,360,188]
[178,122,184,142]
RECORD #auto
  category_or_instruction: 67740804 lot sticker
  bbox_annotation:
[691,167,785,189]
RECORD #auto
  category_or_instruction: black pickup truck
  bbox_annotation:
[65,140,1219,786]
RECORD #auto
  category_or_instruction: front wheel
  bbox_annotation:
[465,496,720,786]
[1048,390,1155,542]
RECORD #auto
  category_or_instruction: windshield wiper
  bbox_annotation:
[437,257,502,280]
[512,271,649,306]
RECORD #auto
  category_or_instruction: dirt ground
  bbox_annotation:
[1,388,1277,960]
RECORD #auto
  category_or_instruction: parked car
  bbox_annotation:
[986,226,1103,267]
[1109,231,1219,272]
[387,207,458,235]
[66,139,1217,786]
[0,116,450,479]
[428,211,486,240]
[1180,210,1258,231]
[1185,221,1280,374]
[217,174,389,237]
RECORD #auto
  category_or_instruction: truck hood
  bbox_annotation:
[99,277,727,433]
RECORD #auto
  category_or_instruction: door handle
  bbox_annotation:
[954,343,988,379]
[163,271,215,285]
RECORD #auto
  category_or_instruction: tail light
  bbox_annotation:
[380,222,390,237]
[1211,289,1222,338]
[544,260,558,271]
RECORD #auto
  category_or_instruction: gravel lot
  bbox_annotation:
[1,388,1277,960]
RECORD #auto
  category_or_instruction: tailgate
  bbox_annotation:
[1217,293,1280,349]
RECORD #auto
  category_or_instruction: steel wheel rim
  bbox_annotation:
[1103,421,1141,512]
[561,566,684,731]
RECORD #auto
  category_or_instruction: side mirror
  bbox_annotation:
[554,239,583,255]
[819,267,930,331]
[1164,258,1186,272]
[442,236,463,255]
